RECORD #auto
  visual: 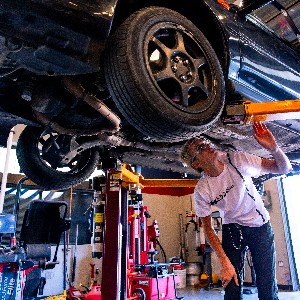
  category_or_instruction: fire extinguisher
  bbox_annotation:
[91,176,106,259]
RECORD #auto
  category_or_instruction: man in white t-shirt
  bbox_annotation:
[180,122,292,300]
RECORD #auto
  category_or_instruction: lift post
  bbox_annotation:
[101,164,187,300]
[101,164,143,300]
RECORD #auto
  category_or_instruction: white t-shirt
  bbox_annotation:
[194,151,270,227]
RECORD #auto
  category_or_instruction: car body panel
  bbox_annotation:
[237,8,300,101]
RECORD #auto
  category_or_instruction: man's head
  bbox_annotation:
[180,137,212,173]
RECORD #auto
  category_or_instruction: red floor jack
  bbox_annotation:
[68,264,101,300]
[84,264,101,300]
[127,199,184,300]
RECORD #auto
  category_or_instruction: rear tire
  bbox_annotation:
[16,126,99,190]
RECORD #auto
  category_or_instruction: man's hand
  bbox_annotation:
[253,121,293,174]
[253,122,278,151]
[201,216,239,288]
[220,257,239,288]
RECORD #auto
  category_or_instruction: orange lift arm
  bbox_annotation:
[116,164,197,188]
[224,99,300,124]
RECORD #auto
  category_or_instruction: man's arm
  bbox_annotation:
[201,215,239,288]
[253,122,293,174]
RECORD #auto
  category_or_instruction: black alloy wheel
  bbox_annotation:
[105,6,225,141]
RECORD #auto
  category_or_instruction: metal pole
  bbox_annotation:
[0,126,15,213]
[101,170,122,300]
[120,187,128,300]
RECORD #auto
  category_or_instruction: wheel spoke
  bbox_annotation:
[42,133,60,153]
[194,57,207,69]
[174,30,186,52]
[193,77,209,98]
[39,136,47,146]
[150,36,174,81]
[181,85,191,107]
[152,36,171,55]
[153,67,173,81]
[193,57,210,98]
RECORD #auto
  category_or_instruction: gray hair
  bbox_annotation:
[180,137,199,168]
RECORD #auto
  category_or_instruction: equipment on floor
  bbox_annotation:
[90,176,106,259]
[205,211,222,289]
[179,213,187,263]
[44,290,67,300]
[84,285,102,300]
[180,207,222,289]
[127,192,182,300]
[67,224,86,300]
[0,176,71,300]
[94,164,185,299]
[67,178,104,300]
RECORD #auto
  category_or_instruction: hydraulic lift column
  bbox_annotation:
[101,168,128,300]
[101,164,143,300]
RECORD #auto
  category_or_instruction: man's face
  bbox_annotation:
[189,139,216,169]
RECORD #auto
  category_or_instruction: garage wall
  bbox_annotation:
[142,193,189,261]
[265,179,291,286]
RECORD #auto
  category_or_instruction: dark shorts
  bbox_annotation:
[222,221,279,300]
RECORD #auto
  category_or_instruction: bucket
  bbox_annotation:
[185,262,201,286]
[174,268,186,289]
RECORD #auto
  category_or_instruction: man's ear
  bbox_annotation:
[191,160,196,168]
[191,160,201,169]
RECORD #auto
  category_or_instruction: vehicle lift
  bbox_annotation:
[98,99,300,300]
[99,163,185,300]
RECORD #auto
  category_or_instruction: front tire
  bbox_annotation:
[105,6,225,141]
[16,126,99,190]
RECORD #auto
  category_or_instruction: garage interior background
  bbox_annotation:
[0,125,299,296]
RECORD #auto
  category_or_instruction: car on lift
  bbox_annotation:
[0,0,299,189]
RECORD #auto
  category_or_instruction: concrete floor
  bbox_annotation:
[176,286,300,299]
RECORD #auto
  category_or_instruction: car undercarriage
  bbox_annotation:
[0,0,299,189]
